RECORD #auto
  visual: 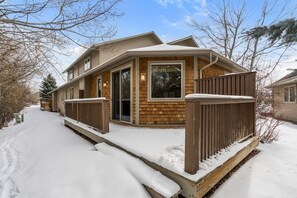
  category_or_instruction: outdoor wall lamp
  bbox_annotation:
[103,81,108,87]
[140,73,146,81]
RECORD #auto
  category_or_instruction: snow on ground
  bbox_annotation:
[2,105,297,198]
[212,122,297,198]
[0,106,149,198]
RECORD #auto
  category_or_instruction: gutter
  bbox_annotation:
[54,49,246,93]
[199,53,219,79]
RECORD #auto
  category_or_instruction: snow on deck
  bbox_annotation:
[105,124,253,181]
[65,117,253,181]
[0,106,149,198]
[95,143,181,197]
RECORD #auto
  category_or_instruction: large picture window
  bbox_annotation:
[150,63,183,99]
[284,85,296,102]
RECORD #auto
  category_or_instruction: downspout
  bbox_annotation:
[199,53,219,79]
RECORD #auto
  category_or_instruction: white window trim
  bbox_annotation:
[148,61,185,102]
[84,57,91,71]
[69,70,74,80]
[97,76,102,97]
[284,85,296,103]
[69,87,74,99]
[110,63,133,124]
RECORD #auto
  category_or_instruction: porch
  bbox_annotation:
[63,72,259,197]
[64,116,258,198]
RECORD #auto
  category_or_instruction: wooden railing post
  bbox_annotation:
[101,100,109,134]
[185,99,201,174]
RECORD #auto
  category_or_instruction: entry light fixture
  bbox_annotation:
[103,81,108,87]
[140,73,146,81]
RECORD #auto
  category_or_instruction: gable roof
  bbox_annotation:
[52,44,248,92]
[268,70,297,88]
[62,31,162,73]
[167,35,199,47]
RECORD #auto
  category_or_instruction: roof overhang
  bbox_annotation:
[62,31,163,74]
[167,35,199,47]
[53,48,247,92]
[266,78,297,88]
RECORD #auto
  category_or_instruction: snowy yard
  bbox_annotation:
[0,106,150,198]
[212,121,297,198]
[0,105,297,197]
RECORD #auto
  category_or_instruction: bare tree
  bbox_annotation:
[0,0,122,128]
[189,0,294,142]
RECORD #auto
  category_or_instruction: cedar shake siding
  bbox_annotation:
[83,56,232,125]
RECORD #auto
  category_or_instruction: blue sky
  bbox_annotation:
[30,0,297,88]
[113,0,295,41]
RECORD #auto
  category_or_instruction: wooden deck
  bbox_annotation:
[64,118,259,198]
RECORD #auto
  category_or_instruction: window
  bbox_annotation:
[84,57,91,71]
[69,70,73,80]
[284,85,296,102]
[149,63,183,100]
[70,87,74,99]
[97,77,102,97]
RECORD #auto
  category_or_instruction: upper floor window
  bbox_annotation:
[284,85,296,102]
[84,57,91,71]
[69,70,73,80]
[149,62,184,101]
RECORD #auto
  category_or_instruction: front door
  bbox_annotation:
[112,67,131,122]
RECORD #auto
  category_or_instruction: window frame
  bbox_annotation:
[84,57,91,71]
[69,87,74,99]
[284,85,296,103]
[69,70,74,80]
[97,76,102,97]
[148,61,185,102]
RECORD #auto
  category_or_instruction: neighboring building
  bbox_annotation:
[268,70,297,122]
[51,31,247,126]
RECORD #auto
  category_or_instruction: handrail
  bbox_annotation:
[64,98,109,133]
[184,94,256,174]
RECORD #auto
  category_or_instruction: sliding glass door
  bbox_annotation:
[112,67,131,122]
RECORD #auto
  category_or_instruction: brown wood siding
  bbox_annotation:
[138,57,232,125]
[139,57,194,125]
[90,76,96,98]
[198,58,230,78]
[84,56,234,125]
[132,60,136,124]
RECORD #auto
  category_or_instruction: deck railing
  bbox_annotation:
[184,94,256,174]
[64,98,109,133]
[196,72,256,97]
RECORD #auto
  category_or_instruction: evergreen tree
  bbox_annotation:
[247,18,297,45]
[39,74,57,99]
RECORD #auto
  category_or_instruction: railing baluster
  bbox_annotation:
[185,94,255,174]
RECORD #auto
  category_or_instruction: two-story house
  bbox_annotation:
[268,70,297,122]
[51,31,248,126]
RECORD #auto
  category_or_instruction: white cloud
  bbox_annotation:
[161,15,179,27]
[157,0,209,18]
[68,46,86,59]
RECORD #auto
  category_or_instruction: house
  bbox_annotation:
[269,70,297,122]
[51,31,248,126]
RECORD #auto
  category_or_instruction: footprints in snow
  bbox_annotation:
[0,138,21,198]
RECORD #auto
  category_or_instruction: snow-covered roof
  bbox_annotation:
[53,44,247,92]
[268,70,297,88]
[167,35,199,47]
[127,43,201,52]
